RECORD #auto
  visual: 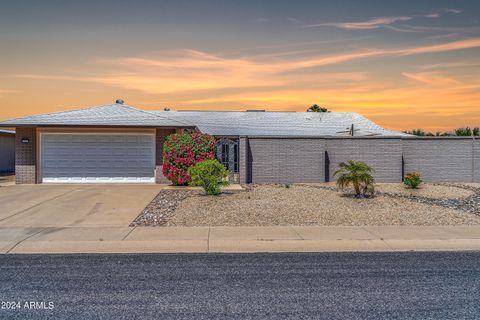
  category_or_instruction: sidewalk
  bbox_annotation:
[2,225,480,254]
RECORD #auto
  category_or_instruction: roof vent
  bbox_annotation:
[115,99,124,104]
[164,107,171,111]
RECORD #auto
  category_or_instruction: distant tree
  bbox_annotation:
[454,127,473,136]
[406,129,424,136]
[411,129,426,136]
[453,127,480,136]
[403,129,436,136]
[437,131,452,136]
[307,104,329,112]
[405,127,480,137]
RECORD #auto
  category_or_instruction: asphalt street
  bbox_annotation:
[0,252,479,319]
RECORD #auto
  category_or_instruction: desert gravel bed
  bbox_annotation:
[374,183,474,199]
[303,183,480,216]
[167,184,480,227]
[130,190,198,226]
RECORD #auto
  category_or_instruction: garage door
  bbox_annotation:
[40,133,155,183]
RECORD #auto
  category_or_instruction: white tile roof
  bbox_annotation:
[154,111,407,137]
[0,102,407,137]
[0,103,192,128]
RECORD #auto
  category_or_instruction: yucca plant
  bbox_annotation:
[334,160,375,198]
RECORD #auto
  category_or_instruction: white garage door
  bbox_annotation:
[40,133,155,183]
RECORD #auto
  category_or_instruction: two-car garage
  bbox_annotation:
[39,132,156,183]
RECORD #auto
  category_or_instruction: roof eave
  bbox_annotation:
[0,124,196,129]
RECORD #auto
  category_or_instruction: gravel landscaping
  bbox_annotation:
[375,183,474,199]
[131,183,480,227]
[130,190,197,226]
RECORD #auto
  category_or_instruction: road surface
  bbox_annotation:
[1,252,479,319]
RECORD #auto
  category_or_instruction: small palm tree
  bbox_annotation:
[334,160,375,198]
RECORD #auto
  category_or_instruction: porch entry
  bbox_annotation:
[216,138,239,182]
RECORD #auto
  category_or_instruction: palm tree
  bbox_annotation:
[307,104,329,112]
[333,160,375,198]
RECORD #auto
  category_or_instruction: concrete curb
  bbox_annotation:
[2,226,480,254]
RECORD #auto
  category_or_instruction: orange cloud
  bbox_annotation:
[401,72,462,86]
[6,37,480,131]
[307,16,412,30]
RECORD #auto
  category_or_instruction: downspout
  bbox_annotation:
[325,151,330,182]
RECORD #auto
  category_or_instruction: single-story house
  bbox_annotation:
[3,99,477,184]
[0,129,15,173]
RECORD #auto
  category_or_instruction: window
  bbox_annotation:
[233,143,239,173]
[221,144,229,170]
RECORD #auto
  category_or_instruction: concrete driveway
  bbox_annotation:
[0,184,163,227]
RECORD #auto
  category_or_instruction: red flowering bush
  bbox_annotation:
[162,131,216,185]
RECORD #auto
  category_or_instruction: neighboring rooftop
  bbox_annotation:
[0,100,407,137]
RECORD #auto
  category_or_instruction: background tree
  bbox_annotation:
[404,129,434,136]
[405,127,479,137]
[307,104,329,112]
[454,127,473,136]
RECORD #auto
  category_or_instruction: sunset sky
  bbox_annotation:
[1,0,479,132]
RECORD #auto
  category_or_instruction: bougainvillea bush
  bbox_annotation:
[162,131,216,185]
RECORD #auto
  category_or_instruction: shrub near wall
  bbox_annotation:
[162,131,216,185]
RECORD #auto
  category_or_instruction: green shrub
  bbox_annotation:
[188,159,229,195]
[404,172,422,189]
[334,160,375,198]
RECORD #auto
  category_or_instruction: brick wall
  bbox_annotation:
[403,138,473,182]
[155,128,175,183]
[326,138,403,182]
[248,138,325,184]
[15,127,37,184]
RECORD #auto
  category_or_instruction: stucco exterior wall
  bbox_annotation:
[0,133,15,172]
[248,138,325,184]
[402,138,474,182]
[326,138,403,182]
[15,127,37,184]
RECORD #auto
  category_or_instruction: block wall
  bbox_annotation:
[403,138,474,182]
[15,127,37,184]
[326,138,403,182]
[248,138,325,184]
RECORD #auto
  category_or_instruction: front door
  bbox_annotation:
[216,138,239,182]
